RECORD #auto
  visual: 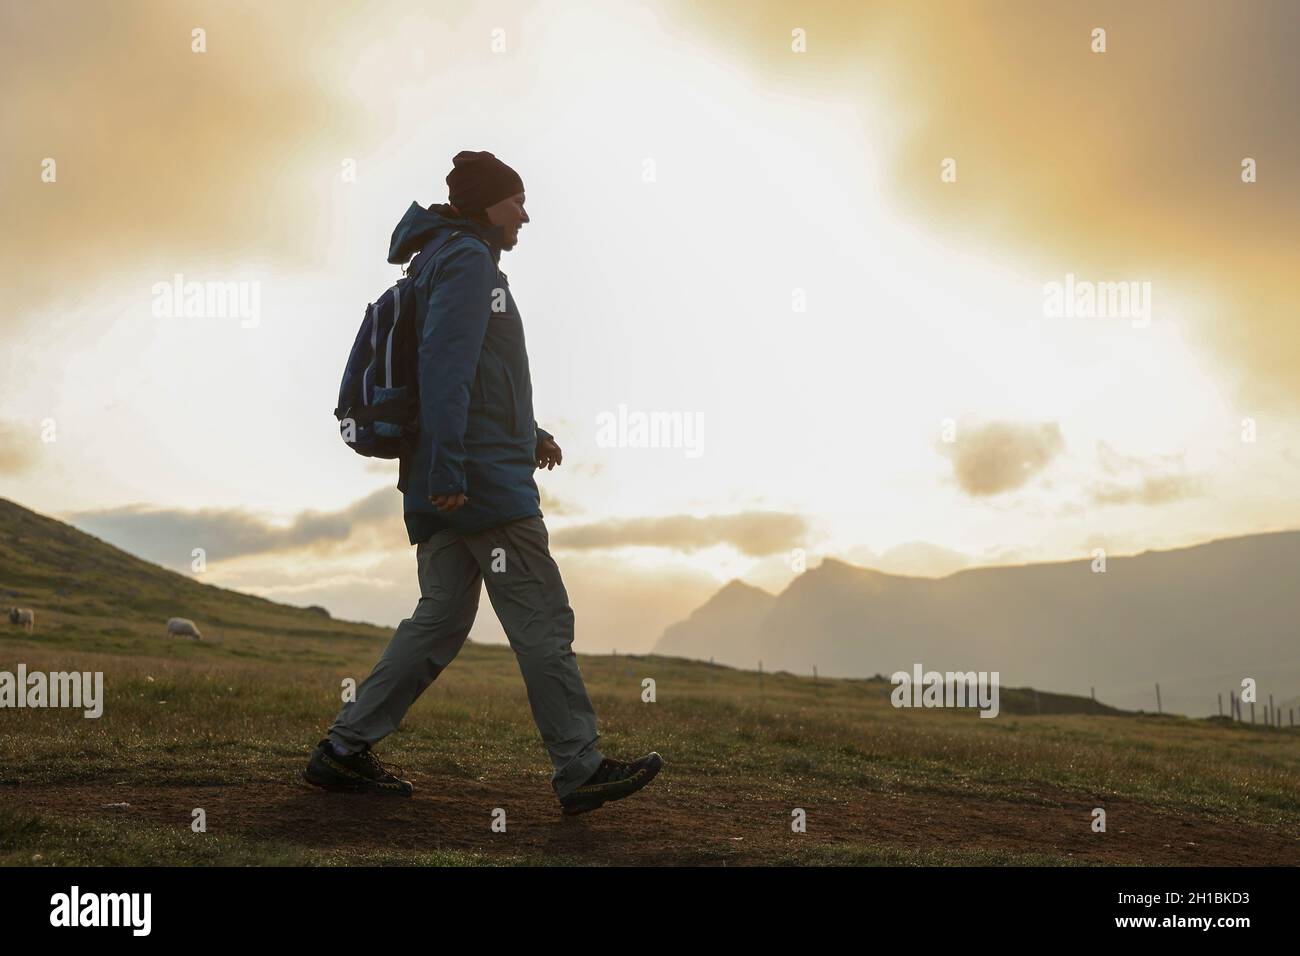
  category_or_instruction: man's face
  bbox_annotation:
[485,191,529,250]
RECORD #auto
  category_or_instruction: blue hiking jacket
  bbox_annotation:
[388,201,550,543]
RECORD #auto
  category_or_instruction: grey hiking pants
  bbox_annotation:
[328,516,605,798]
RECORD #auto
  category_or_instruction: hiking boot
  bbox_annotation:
[302,738,413,796]
[560,752,663,816]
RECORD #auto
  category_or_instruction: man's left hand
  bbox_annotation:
[536,436,563,470]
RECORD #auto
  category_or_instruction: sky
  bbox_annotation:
[2,0,1298,653]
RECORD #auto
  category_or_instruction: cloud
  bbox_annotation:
[665,0,1300,412]
[72,488,801,573]
[68,486,402,568]
[0,420,37,476]
[551,511,809,556]
[0,1,379,334]
[1087,443,1205,507]
[938,421,1065,496]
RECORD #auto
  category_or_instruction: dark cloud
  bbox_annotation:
[68,487,401,568]
[71,491,804,570]
[938,421,1065,497]
[551,511,808,556]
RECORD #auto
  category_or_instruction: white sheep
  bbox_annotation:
[7,607,35,633]
[166,617,203,641]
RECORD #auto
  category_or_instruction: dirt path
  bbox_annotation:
[4,772,1297,865]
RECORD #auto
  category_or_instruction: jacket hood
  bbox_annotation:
[387,201,505,265]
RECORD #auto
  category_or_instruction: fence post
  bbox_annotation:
[1251,701,1255,724]
[1218,693,1223,717]
[1155,683,1162,715]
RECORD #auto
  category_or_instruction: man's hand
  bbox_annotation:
[430,492,468,513]
[536,436,563,470]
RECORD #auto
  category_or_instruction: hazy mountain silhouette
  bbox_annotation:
[655,534,1300,717]
[658,579,777,664]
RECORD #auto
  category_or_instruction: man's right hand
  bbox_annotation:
[430,493,468,513]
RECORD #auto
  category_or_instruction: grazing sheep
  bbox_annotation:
[7,608,35,633]
[166,617,202,641]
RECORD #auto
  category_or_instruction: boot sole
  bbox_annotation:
[301,767,413,797]
[561,753,663,816]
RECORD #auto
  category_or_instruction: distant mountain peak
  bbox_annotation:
[699,578,776,611]
[814,556,865,573]
[654,528,1300,717]
[718,578,773,596]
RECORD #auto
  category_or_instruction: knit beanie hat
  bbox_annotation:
[445,150,524,218]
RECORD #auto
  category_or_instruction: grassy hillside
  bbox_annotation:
[0,496,389,654]
[1,498,1297,866]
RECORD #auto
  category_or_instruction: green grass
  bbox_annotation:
[2,496,1298,866]
[2,624,1297,866]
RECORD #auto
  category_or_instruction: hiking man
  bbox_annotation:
[305,150,662,816]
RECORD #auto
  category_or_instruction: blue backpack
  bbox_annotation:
[334,230,488,459]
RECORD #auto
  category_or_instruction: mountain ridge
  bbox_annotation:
[655,530,1300,717]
